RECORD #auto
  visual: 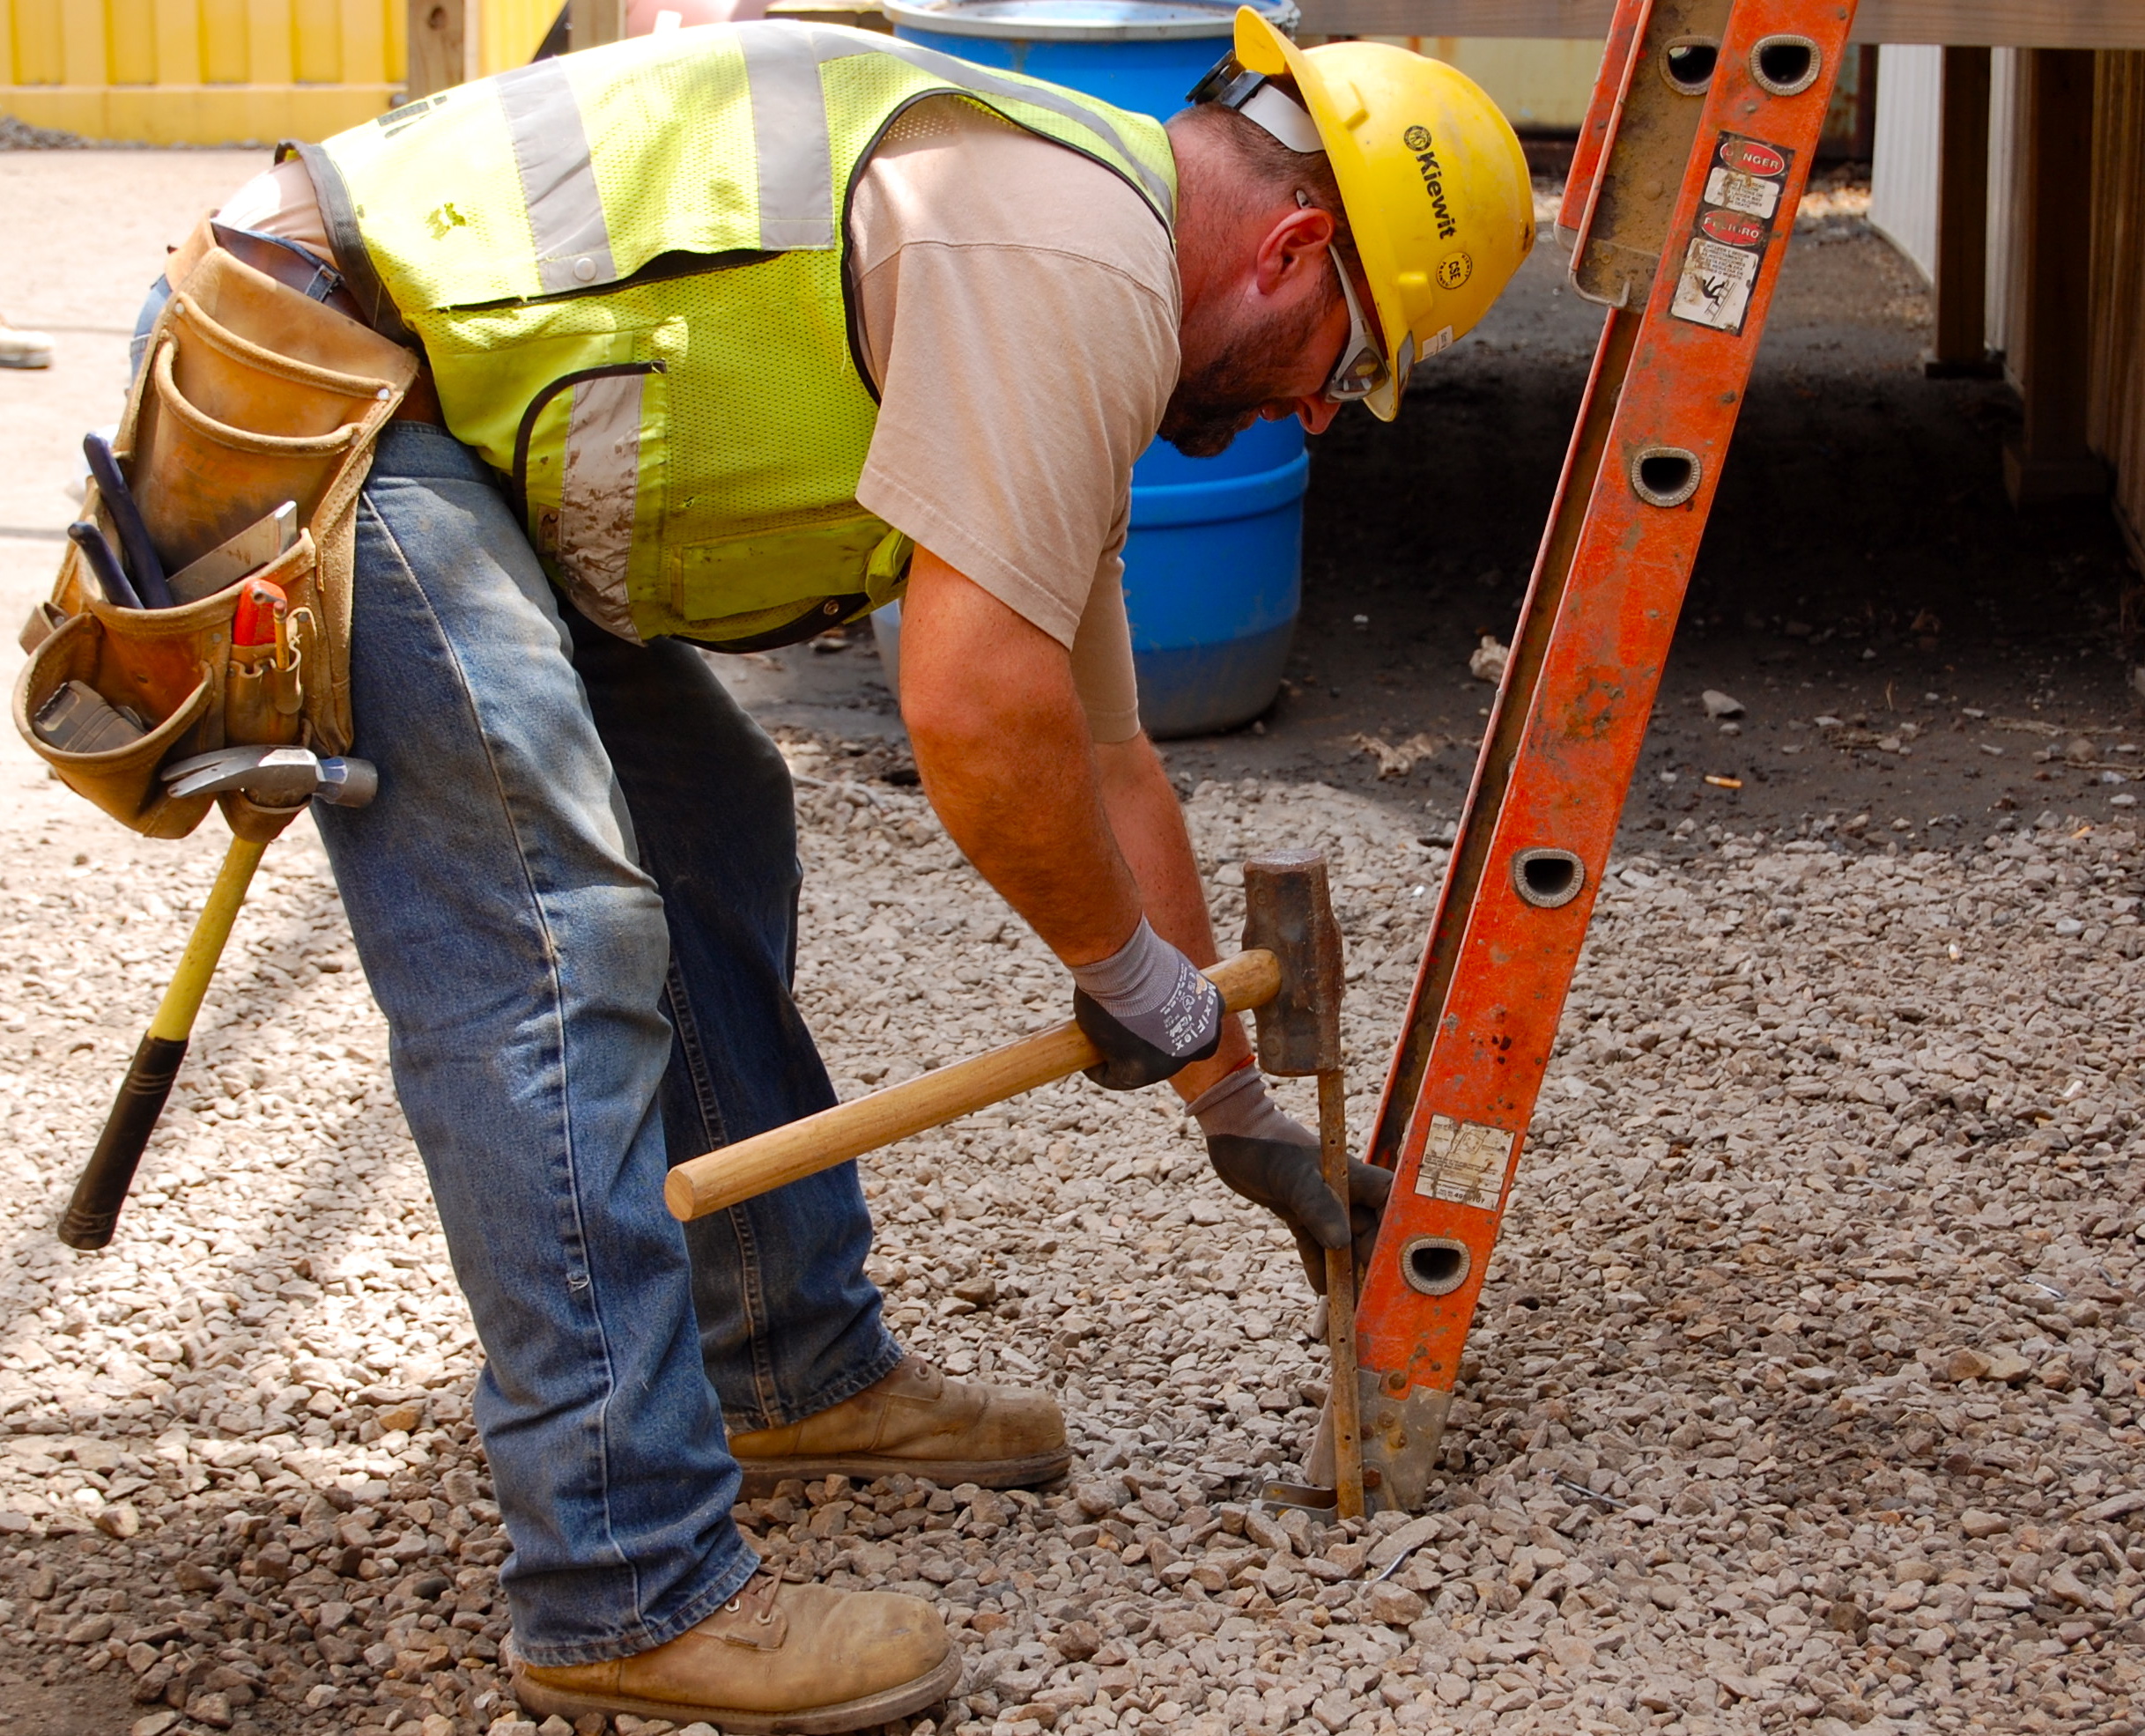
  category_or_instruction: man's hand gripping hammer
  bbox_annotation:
[662,949,1283,1220]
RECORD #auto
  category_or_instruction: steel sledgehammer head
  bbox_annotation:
[1241,852,1344,1077]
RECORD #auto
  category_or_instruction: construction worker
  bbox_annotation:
[165,12,1532,1729]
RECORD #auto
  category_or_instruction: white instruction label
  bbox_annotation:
[1670,236,1761,332]
[1703,166,1782,219]
[1413,1114,1513,1208]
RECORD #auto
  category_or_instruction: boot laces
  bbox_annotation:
[723,1567,783,1626]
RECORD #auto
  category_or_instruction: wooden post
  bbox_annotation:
[1925,46,2001,379]
[406,0,476,100]
[569,0,628,51]
[2003,48,2107,506]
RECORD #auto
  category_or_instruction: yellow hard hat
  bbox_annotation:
[1224,7,1535,420]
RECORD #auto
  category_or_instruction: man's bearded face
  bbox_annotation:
[1159,279,1339,459]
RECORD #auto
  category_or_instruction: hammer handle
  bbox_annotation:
[60,834,268,1250]
[665,948,1282,1222]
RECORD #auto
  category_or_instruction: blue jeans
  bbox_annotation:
[311,424,902,1665]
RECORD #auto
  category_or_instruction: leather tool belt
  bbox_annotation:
[11,220,420,840]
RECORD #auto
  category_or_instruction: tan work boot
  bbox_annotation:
[729,1354,1071,1495]
[0,318,52,369]
[510,1570,958,1734]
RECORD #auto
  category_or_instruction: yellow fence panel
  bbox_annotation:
[1353,35,1601,131]
[110,0,158,83]
[1,0,555,144]
[480,0,555,73]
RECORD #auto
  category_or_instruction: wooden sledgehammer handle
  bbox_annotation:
[664,949,1282,1223]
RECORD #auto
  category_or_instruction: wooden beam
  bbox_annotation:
[1853,2,2145,48]
[406,0,475,100]
[2004,48,2107,506]
[1925,46,2001,377]
[1294,0,2145,48]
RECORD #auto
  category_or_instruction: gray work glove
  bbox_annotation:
[1191,1065,1393,1295]
[1070,918,1223,1090]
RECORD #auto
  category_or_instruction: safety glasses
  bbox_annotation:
[1186,52,1263,112]
[1297,193,1387,403]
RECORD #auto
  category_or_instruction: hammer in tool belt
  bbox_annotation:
[57,734,378,1252]
[662,852,1366,1513]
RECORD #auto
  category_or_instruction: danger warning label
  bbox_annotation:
[1670,236,1763,330]
[1702,166,1783,219]
[1413,1114,1514,1208]
[1670,132,1795,336]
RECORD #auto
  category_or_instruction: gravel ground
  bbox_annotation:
[0,718,2141,1736]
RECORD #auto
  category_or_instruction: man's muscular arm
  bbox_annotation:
[1091,733,1252,1103]
[897,550,1247,1102]
[902,549,1381,1287]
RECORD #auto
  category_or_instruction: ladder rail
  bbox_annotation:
[1352,0,1862,1512]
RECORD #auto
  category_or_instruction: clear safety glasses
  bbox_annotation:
[1298,192,1387,404]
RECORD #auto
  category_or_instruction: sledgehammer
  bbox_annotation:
[661,853,1353,1236]
[662,856,1363,1503]
[663,947,1282,1222]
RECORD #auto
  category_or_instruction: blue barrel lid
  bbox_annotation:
[881,0,1298,42]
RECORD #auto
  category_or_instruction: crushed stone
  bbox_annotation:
[0,735,2140,1736]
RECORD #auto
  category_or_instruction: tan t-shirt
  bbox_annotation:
[218,94,1178,741]
[847,98,1179,742]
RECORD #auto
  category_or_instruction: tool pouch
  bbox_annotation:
[11,231,418,840]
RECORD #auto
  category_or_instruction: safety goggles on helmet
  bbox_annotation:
[1187,52,1324,152]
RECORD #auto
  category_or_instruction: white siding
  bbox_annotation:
[1866,42,2023,361]
[1870,42,1942,283]
[1986,47,2020,356]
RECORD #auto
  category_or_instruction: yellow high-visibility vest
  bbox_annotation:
[308,23,1176,646]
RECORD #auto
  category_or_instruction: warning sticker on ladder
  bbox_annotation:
[1701,166,1782,220]
[1413,1114,1515,1208]
[1670,237,1763,330]
[1670,132,1794,336]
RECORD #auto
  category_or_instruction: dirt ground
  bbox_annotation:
[0,144,2141,1736]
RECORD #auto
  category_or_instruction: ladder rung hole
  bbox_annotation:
[1402,1237,1471,1297]
[1661,39,1718,96]
[1751,35,1821,97]
[1512,847,1587,909]
[1631,446,1702,508]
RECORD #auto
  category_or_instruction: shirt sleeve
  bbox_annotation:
[1067,511,1142,744]
[853,236,1174,654]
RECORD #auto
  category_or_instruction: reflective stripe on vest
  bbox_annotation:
[320,26,1176,647]
[498,59,618,292]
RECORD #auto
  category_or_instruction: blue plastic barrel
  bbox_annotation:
[881,0,1307,736]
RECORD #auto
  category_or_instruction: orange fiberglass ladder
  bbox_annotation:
[1348,0,1860,1511]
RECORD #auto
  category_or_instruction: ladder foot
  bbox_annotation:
[1357,1378,1453,1515]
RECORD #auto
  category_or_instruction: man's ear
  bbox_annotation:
[1253,203,1335,298]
